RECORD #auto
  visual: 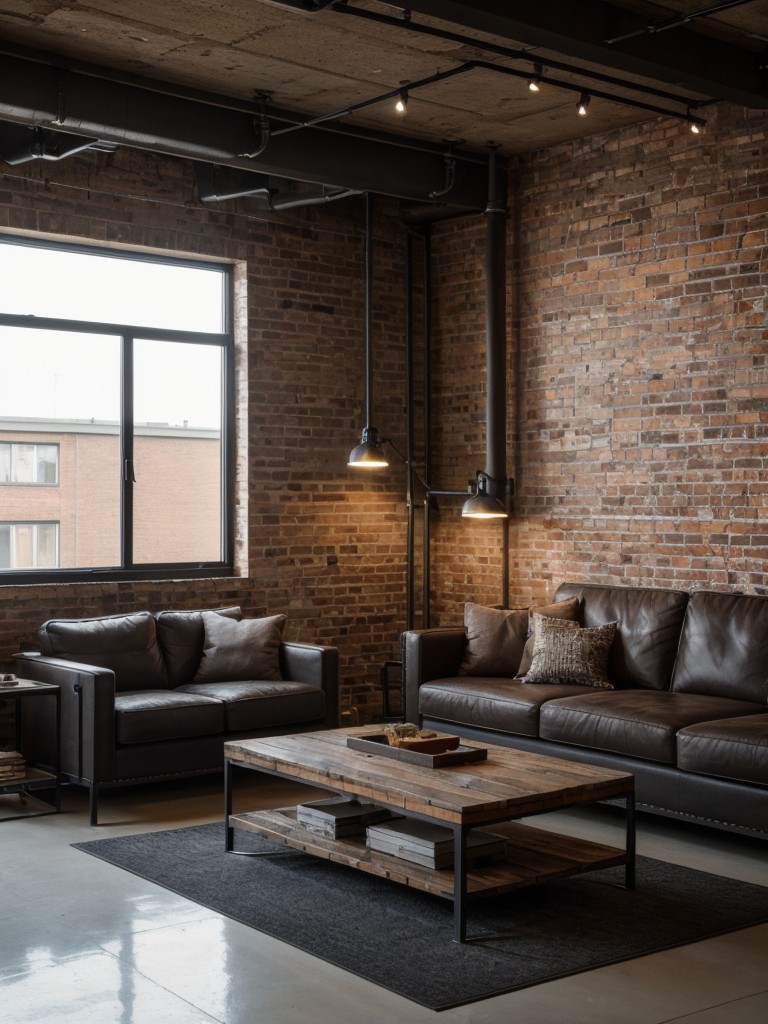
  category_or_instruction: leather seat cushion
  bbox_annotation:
[418,677,592,737]
[115,690,225,744]
[177,680,324,731]
[677,714,768,785]
[539,691,765,764]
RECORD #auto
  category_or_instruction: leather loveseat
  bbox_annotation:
[16,606,338,824]
[403,582,768,838]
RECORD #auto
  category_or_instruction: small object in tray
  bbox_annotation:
[0,673,19,687]
[383,723,460,754]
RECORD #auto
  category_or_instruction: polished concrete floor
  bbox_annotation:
[1,775,767,1024]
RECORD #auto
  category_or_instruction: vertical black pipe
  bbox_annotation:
[363,192,374,431]
[484,149,507,493]
[423,227,433,627]
[405,230,415,631]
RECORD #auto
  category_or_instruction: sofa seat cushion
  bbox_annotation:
[677,715,768,786]
[177,680,324,731]
[115,690,225,744]
[419,677,592,738]
[539,691,765,764]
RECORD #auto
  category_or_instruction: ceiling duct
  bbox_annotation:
[2,126,116,165]
[0,52,488,209]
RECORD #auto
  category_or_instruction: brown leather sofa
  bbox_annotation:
[16,606,339,824]
[403,583,768,838]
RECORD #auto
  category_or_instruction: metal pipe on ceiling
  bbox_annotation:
[0,52,489,209]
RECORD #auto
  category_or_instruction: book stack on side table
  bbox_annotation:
[366,819,508,870]
[296,797,395,839]
[0,751,26,784]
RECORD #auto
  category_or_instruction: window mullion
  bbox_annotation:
[122,334,134,569]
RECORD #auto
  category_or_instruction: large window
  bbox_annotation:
[0,236,233,582]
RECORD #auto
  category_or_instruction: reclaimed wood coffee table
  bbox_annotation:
[224,726,635,943]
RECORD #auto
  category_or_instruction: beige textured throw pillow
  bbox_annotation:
[193,611,286,683]
[458,603,529,677]
[523,617,617,688]
[516,597,581,676]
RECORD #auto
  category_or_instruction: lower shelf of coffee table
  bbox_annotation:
[229,807,629,898]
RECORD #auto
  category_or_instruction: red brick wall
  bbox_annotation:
[0,149,409,720]
[426,102,768,625]
[510,103,768,603]
[2,100,767,725]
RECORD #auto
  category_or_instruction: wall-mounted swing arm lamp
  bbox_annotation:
[461,470,510,519]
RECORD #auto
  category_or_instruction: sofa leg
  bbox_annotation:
[89,784,99,826]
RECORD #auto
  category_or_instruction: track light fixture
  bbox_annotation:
[395,88,408,114]
[577,92,590,116]
[528,63,543,93]
[687,109,705,134]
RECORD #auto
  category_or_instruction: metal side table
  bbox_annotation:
[0,678,60,821]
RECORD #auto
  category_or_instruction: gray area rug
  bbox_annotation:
[73,822,768,1011]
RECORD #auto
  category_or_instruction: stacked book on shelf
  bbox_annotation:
[296,797,395,839]
[0,750,27,784]
[366,819,508,870]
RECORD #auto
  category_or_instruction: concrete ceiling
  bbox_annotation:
[0,0,767,210]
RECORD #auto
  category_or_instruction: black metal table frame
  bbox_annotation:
[224,756,636,944]
[0,680,61,821]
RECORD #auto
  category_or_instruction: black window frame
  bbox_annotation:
[0,234,235,584]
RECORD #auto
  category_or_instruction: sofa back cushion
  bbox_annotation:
[458,604,529,677]
[671,591,768,702]
[554,582,689,690]
[38,611,168,692]
[155,606,242,687]
[193,611,286,683]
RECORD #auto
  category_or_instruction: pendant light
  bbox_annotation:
[348,193,389,469]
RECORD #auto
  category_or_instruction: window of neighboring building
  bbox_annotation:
[0,442,59,484]
[0,235,234,583]
[0,522,59,569]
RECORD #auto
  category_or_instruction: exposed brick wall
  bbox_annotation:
[511,103,768,602]
[426,102,768,625]
[0,150,410,722]
[2,99,767,732]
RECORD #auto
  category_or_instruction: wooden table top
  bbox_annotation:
[225,726,634,826]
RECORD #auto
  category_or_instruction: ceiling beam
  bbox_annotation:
[0,50,491,210]
[403,0,768,108]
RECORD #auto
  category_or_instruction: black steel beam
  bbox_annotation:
[403,0,768,108]
[0,51,489,209]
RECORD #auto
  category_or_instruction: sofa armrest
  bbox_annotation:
[15,652,117,784]
[280,642,339,729]
[402,628,466,724]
